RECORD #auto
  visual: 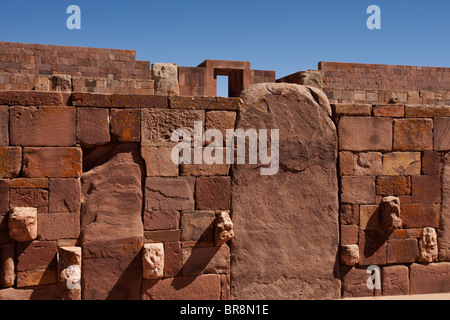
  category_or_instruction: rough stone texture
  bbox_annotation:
[382,152,421,176]
[180,210,216,243]
[341,224,358,245]
[49,178,81,213]
[338,117,392,152]
[81,143,144,300]
[16,268,57,287]
[0,180,8,213]
[142,243,164,279]
[141,109,205,147]
[143,210,180,231]
[9,106,76,147]
[181,245,230,276]
[401,203,439,228]
[358,230,387,266]
[0,91,70,107]
[341,176,376,204]
[0,243,15,287]
[340,244,359,266]
[376,176,411,196]
[412,175,441,203]
[339,151,354,176]
[57,246,81,300]
[144,230,180,243]
[380,196,402,231]
[22,147,82,178]
[37,212,80,241]
[215,211,234,246]
[76,108,110,146]
[164,242,182,278]
[353,152,382,176]
[0,285,61,300]
[152,63,180,95]
[422,151,441,175]
[419,227,438,263]
[393,119,433,151]
[196,176,231,210]
[141,147,178,177]
[386,239,419,264]
[145,177,195,211]
[169,96,242,111]
[341,266,375,298]
[142,274,221,300]
[0,147,21,178]
[10,178,48,189]
[410,263,450,295]
[9,188,48,209]
[439,154,450,261]
[434,117,450,151]
[340,205,359,225]
[231,83,340,300]
[0,106,8,146]
[8,207,38,242]
[49,74,71,92]
[110,109,140,142]
[205,111,237,143]
[382,265,409,296]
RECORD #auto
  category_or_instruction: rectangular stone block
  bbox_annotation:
[141,109,205,147]
[358,230,387,266]
[401,203,440,228]
[0,147,21,178]
[141,147,178,177]
[434,118,450,151]
[341,266,375,298]
[164,242,182,278]
[332,104,372,116]
[76,108,110,146]
[37,212,80,241]
[0,180,9,213]
[16,268,57,288]
[9,178,48,189]
[353,152,382,176]
[0,106,8,146]
[110,108,140,142]
[340,205,359,225]
[382,265,409,296]
[340,176,376,205]
[373,105,404,118]
[422,151,441,175]
[412,175,441,203]
[16,241,57,271]
[195,176,231,210]
[386,239,419,264]
[338,117,392,152]
[205,111,237,143]
[393,119,433,151]
[180,210,216,242]
[410,263,450,295]
[376,176,411,196]
[339,151,354,176]
[169,96,242,110]
[10,188,48,208]
[405,105,450,118]
[143,210,180,231]
[382,152,421,176]
[145,177,195,211]
[142,274,221,300]
[0,91,70,107]
[71,93,168,108]
[49,178,81,213]
[144,230,181,243]
[181,245,230,276]
[359,205,380,230]
[341,224,359,245]
[22,147,82,178]
[10,107,76,147]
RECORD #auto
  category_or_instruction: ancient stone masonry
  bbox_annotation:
[1,42,450,300]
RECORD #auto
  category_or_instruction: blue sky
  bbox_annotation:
[1,1,449,81]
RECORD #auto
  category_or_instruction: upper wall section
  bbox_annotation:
[320,61,450,92]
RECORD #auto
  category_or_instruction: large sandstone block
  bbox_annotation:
[37,212,80,241]
[81,143,144,300]
[338,117,392,152]
[0,106,8,146]
[393,119,433,151]
[22,147,82,178]
[439,154,450,261]
[382,152,421,176]
[145,177,195,211]
[0,147,21,178]
[76,108,110,146]
[410,263,450,294]
[434,117,450,151]
[49,178,81,213]
[231,83,340,300]
[382,265,409,296]
[9,107,76,147]
[110,109,140,142]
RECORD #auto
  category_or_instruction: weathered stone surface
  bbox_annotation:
[110,109,140,142]
[10,106,76,147]
[37,212,80,241]
[382,152,421,176]
[373,105,405,118]
[376,176,411,196]
[0,243,15,287]
[22,147,82,178]
[412,175,441,203]
[393,119,433,151]
[341,266,375,298]
[0,106,8,146]
[152,63,179,95]
[182,245,230,276]
[196,176,231,210]
[341,176,375,204]
[141,147,178,177]
[410,263,450,295]
[142,274,221,300]
[382,265,409,296]
[339,151,354,176]
[141,109,205,147]
[180,210,216,242]
[0,91,70,107]
[143,210,180,231]
[205,111,237,143]
[0,147,21,178]
[0,180,8,213]
[419,227,438,263]
[49,74,71,92]
[340,244,359,266]
[57,246,81,300]
[169,96,242,111]
[215,211,234,246]
[81,143,144,300]
[341,224,358,245]
[358,230,387,266]
[8,207,38,242]
[144,230,180,243]
[439,154,450,261]
[422,151,441,175]
[340,205,359,225]
[76,108,110,146]
[49,178,81,213]
[231,83,340,300]
[10,178,48,189]
[353,152,382,176]
[333,104,371,117]
[401,203,439,228]
[16,268,57,287]
[71,93,168,108]
[16,240,57,272]
[434,117,450,151]
[164,242,182,277]
[142,243,164,279]
[9,188,48,209]
[380,196,402,231]
[386,239,418,264]
[338,117,392,152]
[0,285,60,300]
[145,177,195,211]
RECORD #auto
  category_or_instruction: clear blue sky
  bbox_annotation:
[1,0,449,79]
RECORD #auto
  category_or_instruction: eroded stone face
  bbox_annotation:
[58,246,82,300]
[340,244,359,266]
[215,211,234,246]
[419,227,438,263]
[142,243,164,279]
[152,63,179,95]
[8,207,37,242]
[380,196,402,231]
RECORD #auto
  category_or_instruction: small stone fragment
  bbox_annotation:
[340,244,359,266]
[142,243,164,279]
[215,211,234,246]
[8,207,38,242]
[418,227,438,263]
[380,196,402,231]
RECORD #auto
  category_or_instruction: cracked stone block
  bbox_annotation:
[380,196,402,231]
[8,207,38,242]
[58,246,81,300]
[419,227,438,263]
[341,244,359,266]
[215,211,234,246]
[142,243,164,280]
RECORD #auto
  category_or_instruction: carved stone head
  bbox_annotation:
[215,211,234,246]
[380,196,402,231]
[419,227,438,263]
